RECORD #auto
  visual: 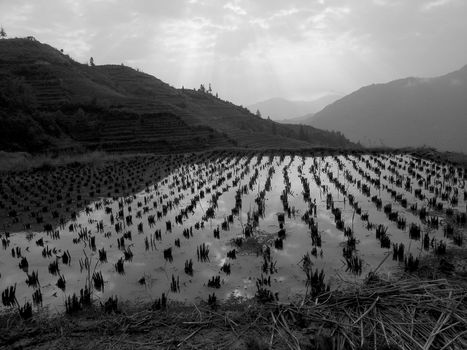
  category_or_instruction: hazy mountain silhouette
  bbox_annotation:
[277,114,316,125]
[0,38,353,153]
[247,95,342,121]
[307,65,467,152]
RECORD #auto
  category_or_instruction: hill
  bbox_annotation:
[0,38,353,153]
[247,95,342,121]
[307,65,467,152]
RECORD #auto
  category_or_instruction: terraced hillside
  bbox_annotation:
[0,38,354,153]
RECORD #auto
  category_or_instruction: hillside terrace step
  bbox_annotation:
[99,123,188,130]
[98,131,195,140]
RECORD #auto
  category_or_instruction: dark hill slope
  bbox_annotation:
[0,38,353,153]
[309,66,467,152]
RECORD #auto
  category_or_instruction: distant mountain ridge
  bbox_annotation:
[247,95,342,121]
[0,38,354,153]
[307,65,467,152]
[278,114,315,125]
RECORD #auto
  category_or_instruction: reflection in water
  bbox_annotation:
[0,154,465,312]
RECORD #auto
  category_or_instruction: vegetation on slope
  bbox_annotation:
[0,38,354,153]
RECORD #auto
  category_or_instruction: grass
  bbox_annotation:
[0,146,457,173]
[0,147,354,173]
[0,150,123,172]
[407,147,467,168]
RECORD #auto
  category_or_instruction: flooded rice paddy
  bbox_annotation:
[1,152,466,314]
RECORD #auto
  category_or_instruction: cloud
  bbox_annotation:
[0,0,466,104]
[224,2,247,16]
[372,0,402,7]
[421,0,457,11]
[304,6,350,30]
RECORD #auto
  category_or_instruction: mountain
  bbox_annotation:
[278,113,315,125]
[307,66,467,152]
[247,95,342,121]
[0,38,353,153]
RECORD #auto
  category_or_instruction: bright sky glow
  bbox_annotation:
[1,0,466,105]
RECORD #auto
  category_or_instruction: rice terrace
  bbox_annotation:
[2,2,467,348]
[2,148,467,348]
[4,150,465,310]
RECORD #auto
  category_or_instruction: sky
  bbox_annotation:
[1,0,467,105]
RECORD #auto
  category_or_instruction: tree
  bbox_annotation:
[208,83,212,94]
[0,26,6,39]
[255,109,261,118]
[199,84,205,93]
[89,57,95,66]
